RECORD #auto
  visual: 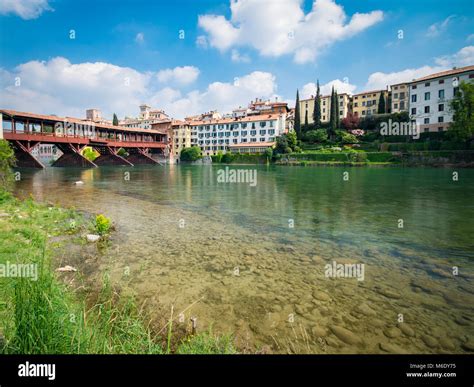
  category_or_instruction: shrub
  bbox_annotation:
[0,140,15,191]
[95,214,111,235]
[180,147,202,162]
[304,129,328,143]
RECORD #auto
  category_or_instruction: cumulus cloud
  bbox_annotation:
[231,49,251,63]
[301,79,357,99]
[0,57,151,118]
[364,46,474,90]
[0,57,277,120]
[435,45,474,67]
[198,0,383,63]
[152,71,279,118]
[157,66,200,85]
[0,0,52,19]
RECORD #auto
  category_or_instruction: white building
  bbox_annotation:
[190,113,286,156]
[408,65,474,133]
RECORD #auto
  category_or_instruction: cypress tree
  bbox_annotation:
[304,110,308,132]
[377,93,386,114]
[329,86,337,139]
[335,90,340,129]
[313,80,322,128]
[113,113,119,126]
[294,89,302,139]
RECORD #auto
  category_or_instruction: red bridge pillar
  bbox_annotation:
[11,141,45,168]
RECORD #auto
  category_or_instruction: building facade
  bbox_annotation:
[121,104,170,130]
[351,89,390,118]
[408,65,474,133]
[390,83,409,113]
[299,93,351,125]
[189,113,286,156]
[170,120,192,158]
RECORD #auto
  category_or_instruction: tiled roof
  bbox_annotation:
[0,109,166,135]
[411,65,474,83]
[187,113,282,126]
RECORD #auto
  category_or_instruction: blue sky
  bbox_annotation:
[0,0,473,119]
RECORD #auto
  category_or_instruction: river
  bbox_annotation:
[13,165,474,353]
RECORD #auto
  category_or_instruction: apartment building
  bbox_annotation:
[408,65,474,133]
[189,113,286,156]
[351,89,390,117]
[390,83,409,113]
[299,93,351,125]
[170,120,192,157]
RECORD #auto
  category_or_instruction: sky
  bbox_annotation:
[0,0,473,120]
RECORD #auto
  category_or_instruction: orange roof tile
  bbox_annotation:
[411,65,474,83]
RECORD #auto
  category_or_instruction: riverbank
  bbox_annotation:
[0,191,235,354]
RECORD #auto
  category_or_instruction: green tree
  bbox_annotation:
[377,93,386,114]
[113,113,119,126]
[180,146,202,162]
[304,110,309,132]
[294,89,302,139]
[328,86,337,140]
[335,90,340,129]
[82,147,99,161]
[274,132,297,155]
[305,129,328,143]
[448,81,474,143]
[0,140,15,191]
[313,80,322,128]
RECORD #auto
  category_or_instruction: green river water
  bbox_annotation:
[14,165,474,353]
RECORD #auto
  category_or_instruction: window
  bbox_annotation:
[400,101,405,110]
[470,74,474,79]
[424,106,430,113]
[241,123,247,129]
[400,92,405,99]
[438,104,444,112]
[438,116,444,123]
[394,93,399,99]
[354,103,358,107]
[439,79,444,84]
[424,92,430,101]
[411,107,416,115]
[453,87,459,96]
[241,131,247,136]
[411,94,417,103]
[439,89,445,99]
[259,130,266,135]
[250,138,257,143]
[251,123,256,129]
[438,127,443,132]
[394,103,398,109]
[425,82,430,87]
[250,130,256,136]
[424,118,429,124]
[259,138,265,142]
[269,121,274,127]
[260,121,266,128]
[233,131,239,136]
[412,85,417,89]
[268,129,275,135]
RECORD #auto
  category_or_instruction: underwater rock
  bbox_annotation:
[329,325,361,345]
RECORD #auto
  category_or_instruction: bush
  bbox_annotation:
[180,146,202,162]
[221,153,235,163]
[95,214,112,235]
[304,129,328,143]
[0,140,15,190]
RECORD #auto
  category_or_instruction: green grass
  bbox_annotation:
[0,191,236,354]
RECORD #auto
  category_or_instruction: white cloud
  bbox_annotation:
[198,0,383,63]
[0,57,277,120]
[0,57,151,118]
[435,45,474,67]
[0,0,52,19]
[157,66,200,85]
[196,35,208,49]
[135,32,145,44]
[426,15,456,38]
[153,71,279,118]
[231,49,250,63]
[364,46,474,90]
[301,79,356,99]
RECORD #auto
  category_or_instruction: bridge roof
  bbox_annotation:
[0,109,166,135]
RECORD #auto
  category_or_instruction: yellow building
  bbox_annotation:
[299,93,351,125]
[390,83,409,113]
[351,89,389,118]
[171,120,192,158]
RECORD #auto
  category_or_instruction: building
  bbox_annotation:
[299,93,351,125]
[351,89,390,118]
[390,83,409,113]
[84,108,112,125]
[170,120,192,158]
[189,113,286,156]
[408,65,474,133]
[228,142,275,154]
[121,104,170,129]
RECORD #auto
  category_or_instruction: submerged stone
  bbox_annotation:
[329,325,361,345]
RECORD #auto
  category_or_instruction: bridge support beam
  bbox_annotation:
[93,146,134,166]
[126,149,159,165]
[12,141,45,169]
[52,144,97,168]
